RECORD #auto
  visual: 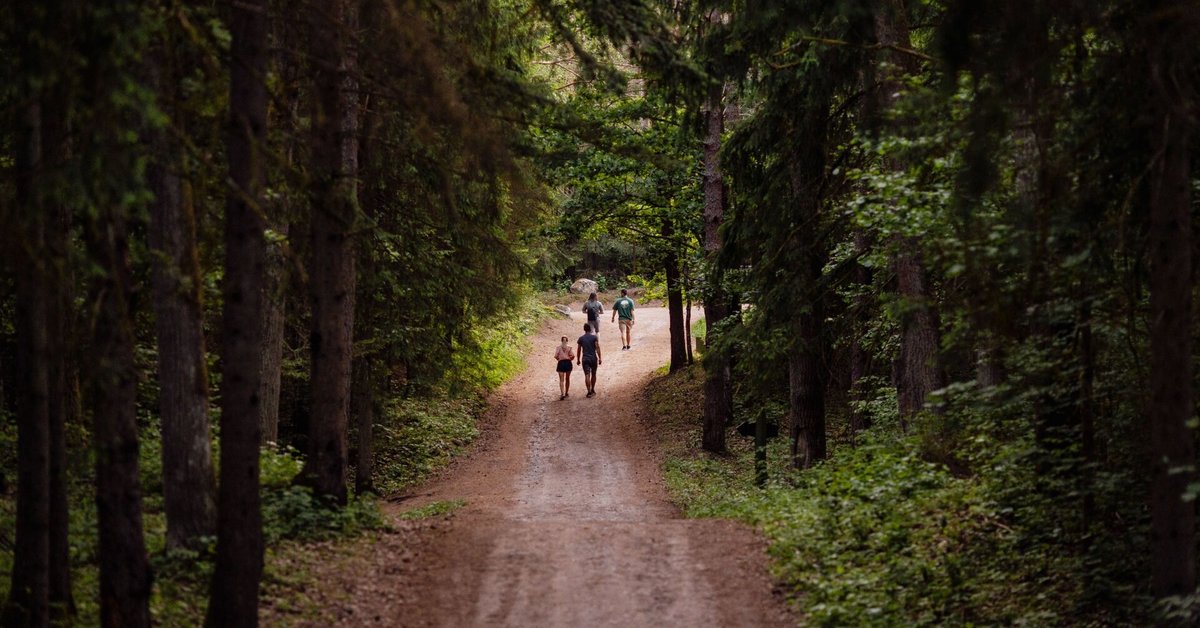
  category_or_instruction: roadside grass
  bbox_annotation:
[0,290,546,625]
[644,364,1079,627]
[396,500,467,520]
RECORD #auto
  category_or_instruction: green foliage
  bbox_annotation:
[371,397,483,496]
[646,365,1154,626]
[396,500,467,520]
[262,487,384,545]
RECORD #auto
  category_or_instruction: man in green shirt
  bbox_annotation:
[611,288,636,350]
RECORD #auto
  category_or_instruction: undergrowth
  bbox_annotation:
[644,364,1125,626]
[0,290,545,624]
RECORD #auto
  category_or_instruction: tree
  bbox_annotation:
[147,33,217,550]
[206,0,269,623]
[303,0,360,506]
[700,83,733,454]
[1144,0,1196,600]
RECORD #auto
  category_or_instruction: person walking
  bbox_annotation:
[554,335,575,400]
[582,292,604,334]
[576,323,602,397]
[611,288,636,350]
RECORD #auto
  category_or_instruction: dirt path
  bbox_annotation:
[305,305,793,627]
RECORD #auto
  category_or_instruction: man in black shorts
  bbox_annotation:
[576,323,603,397]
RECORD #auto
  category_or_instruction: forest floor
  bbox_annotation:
[264,305,794,627]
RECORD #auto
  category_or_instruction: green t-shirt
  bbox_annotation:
[613,296,635,320]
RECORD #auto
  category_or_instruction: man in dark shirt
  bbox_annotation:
[576,323,603,397]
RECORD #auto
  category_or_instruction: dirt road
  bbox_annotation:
[310,305,793,627]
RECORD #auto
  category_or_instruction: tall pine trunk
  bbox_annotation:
[5,97,52,628]
[260,223,288,444]
[206,0,269,623]
[1147,105,1195,601]
[663,220,687,373]
[148,69,217,549]
[85,185,151,628]
[874,0,945,429]
[304,0,359,505]
[701,84,732,453]
[44,83,75,622]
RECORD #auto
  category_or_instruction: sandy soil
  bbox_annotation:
[288,305,794,627]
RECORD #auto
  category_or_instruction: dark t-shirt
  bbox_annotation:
[577,333,599,362]
[583,299,603,320]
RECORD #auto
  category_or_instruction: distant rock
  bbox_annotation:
[553,304,572,317]
[570,278,599,294]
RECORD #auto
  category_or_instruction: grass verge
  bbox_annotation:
[644,364,1085,627]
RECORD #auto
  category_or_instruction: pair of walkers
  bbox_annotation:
[555,323,602,399]
[581,289,636,350]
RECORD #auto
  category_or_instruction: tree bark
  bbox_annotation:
[1147,107,1194,601]
[85,182,152,628]
[303,0,360,506]
[43,87,75,622]
[848,231,871,435]
[873,0,945,429]
[352,358,375,495]
[206,0,268,624]
[260,223,288,445]
[148,75,217,550]
[683,263,694,365]
[701,83,732,453]
[663,220,687,373]
[788,314,827,469]
[4,97,52,628]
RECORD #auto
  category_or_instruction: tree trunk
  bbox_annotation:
[1147,107,1194,601]
[663,220,687,373]
[260,223,288,444]
[352,358,375,495]
[788,314,827,469]
[5,97,52,628]
[206,0,268,624]
[43,90,75,621]
[148,84,217,550]
[701,83,732,453]
[303,0,359,506]
[85,186,152,628]
[684,264,694,365]
[873,1,945,429]
[894,249,945,426]
[848,233,871,436]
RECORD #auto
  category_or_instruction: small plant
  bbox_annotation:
[397,499,466,520]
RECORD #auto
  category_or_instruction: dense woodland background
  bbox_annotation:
[0,0,1198,625]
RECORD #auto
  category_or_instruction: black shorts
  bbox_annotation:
[587,317,600,332]
[556,359,573,373]
[582,358,597,374]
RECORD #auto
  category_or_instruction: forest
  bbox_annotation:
[1,0,1197,626]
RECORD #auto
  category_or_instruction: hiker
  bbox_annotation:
[555,335,575,400]
[576,323,602,397]
[582,292,604,334]
[611,288,636,350]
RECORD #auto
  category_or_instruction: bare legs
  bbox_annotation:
[558,371,571,399]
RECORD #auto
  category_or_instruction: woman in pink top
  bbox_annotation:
[555,335,575,400]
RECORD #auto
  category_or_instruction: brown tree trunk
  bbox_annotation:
[206,0,269,624]
[684,263,694,365]
[1147,107,1195,601]
[85,184,152,628]
[303,0,360,506]
[43,89,75,622]
[663,220,687,373]
[5,97,52,628]
[894,249,945,426]
[873,0,945,429]
[148,76,217,549]
[701,84,732,453]
[788,314,827,469]
[848,231,871,435]
[352,358,375,495]
[260,223,288,444]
